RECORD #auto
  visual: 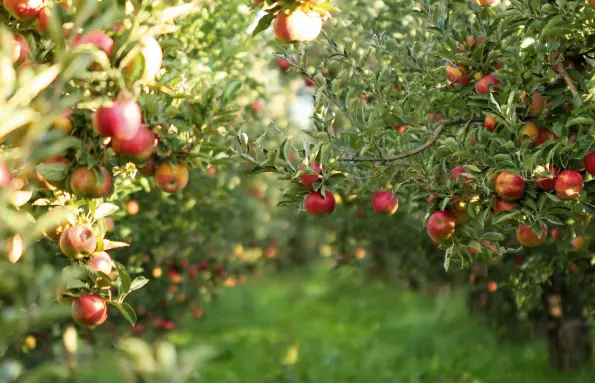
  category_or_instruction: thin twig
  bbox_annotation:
[339,118,482,162]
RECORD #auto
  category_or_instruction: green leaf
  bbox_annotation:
[94,203,119,220]
[129,277,149,293]
[115,302,137,326]
[252,13,275,37]
[36,163,69,182]
[221,80,243,105]
[115,262,131,295]
[482,232,504,241]
[250,165,279,175]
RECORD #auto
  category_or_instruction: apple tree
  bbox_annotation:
[247,0,595,371]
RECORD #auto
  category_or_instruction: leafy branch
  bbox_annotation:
[339,118,483,162]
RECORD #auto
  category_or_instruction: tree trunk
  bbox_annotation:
[542,273,592,371]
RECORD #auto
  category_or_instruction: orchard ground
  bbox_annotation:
[81,267,595,383]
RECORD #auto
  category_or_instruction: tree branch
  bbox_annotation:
[339,118,482,163]
[557,64,580,99]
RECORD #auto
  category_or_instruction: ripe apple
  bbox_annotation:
[94,166,113,197]
[584,151,595,176]
[571,236,587,251]
[476,0,500,6]
[104,217,114,232]
[299,161,322,190]
[535,165,558,190]
[72,295,107,327]
[52,109,73,134]
[3,0,43,20]
[427,211,456,243]
[446,63,470,85]
[393,125,406,133]
[137,158,156,176]
[70,166,112,197]
[495,172,525,201]
[37,2,68,35]
[550,226,562,240]
[155,162,189,193]
[93,100,142,140]
[59,224,97,259]
[451,208,469,225]
[427,113,445,122]
[111,125,155,163]
[273,9,323,43]
[554,170,582,200]
[122,36,162,83]
[12,34,29,64]
[484,114,497,132]
[126,200,139,215]
[459,35,484,52]
[252,101,263,113]
[527,91,545,116]
[487,281,497,293]
[371,191,399,215]
[534,128,558,146]
[474,73,501,94]
[277,57,291,72]
[73,31,114,69]
[516,221,548,247]
[305,190,336,216]
[0,162,11,187]
[519,122,538,142]
[450,166,472,185]
[305,78,315,87]
[88,252,113,275]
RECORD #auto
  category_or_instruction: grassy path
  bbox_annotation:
[169,268,593,383]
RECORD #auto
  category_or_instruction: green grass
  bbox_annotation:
[163,268,594,383]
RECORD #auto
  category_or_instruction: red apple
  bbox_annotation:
[72,295,107,327]
[155,162,189,193]
[273,9,323,44]
[3,0,43,20]
[527,91,545,116]
[123,36,162,83]
[535,165,558,190]
[93,100,142,140]
[371,191,399,215]
[0,162,11,187]
[554,170,582,200]
[476,0,500,6]
[427,113,445,122]
[584,151,595,176]
[450,166,472,185]
[252,101,263,113]
[571,236,587,250]
[88,252,113,275]
[516,221,548,247]
[59,224,97,259]
[446,63,470,85]
[305,190,336,216]
[70,166,112,198]
[474,73,501,94]
[305,78,315,87]
[105,217,114,232]
[37,3,68,35]
[126,200,139,215]
[111,125,155,163]
[550,227,561,240]
[12,34,29,64]
[487,281,497,293]
[427,211,456,243]
[277,57,291,72]
[495,172,525,201]
[299,161,322,190]
[484,114,497,132]
[534,128,558,146]
[393,125,406,133]
[73,31,114,70]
